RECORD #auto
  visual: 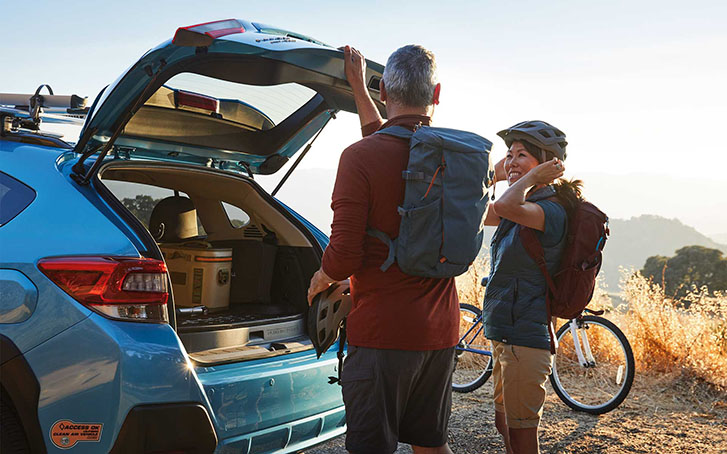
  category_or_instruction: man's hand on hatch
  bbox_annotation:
[307,268,335,306]
[339,44,382,129]
[343,45,367,92]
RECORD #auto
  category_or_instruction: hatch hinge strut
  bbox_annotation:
[272,112,335,197]
[238,161,254,179]
[71,59,168,185]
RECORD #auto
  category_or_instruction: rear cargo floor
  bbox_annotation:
[177,301,301,330]
[178,312,301,330]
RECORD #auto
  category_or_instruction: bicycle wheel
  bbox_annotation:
[550,315,635,414]
[452,303,493,393]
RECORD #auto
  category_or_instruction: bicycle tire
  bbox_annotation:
[550,315,635,414]
[452,303,493,393]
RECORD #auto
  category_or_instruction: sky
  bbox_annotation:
[2,0,726,235]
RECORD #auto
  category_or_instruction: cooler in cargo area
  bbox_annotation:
[161,244,232,311]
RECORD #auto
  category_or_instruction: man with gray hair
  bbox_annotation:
[307,45,456,454]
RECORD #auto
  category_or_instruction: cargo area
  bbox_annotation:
[98,162,320,364]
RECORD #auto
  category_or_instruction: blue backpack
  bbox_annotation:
[367,125,493,278]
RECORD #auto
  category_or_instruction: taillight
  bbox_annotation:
[38,257,169,323]
[174,90,219,114]
[172,19,245,47]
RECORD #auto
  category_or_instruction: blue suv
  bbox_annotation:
[0,19,385,453]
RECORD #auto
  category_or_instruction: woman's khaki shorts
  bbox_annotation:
[491,341,553,429]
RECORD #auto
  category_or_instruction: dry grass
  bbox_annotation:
[620,271,727,391]
[454,257,489,311]
[455,262,727,397]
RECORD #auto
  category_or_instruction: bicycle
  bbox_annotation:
[453,278,635,415]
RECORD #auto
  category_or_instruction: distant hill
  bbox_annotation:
[601,215,727,292]
[710,233,727,245]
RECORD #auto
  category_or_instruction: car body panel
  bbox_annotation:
[26,313,207,452]
[0,269,38,323]
[216,406,346,454]
[0,141,141,355]
[196,348,344,444]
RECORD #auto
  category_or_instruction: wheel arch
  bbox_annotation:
[0,334,47,453]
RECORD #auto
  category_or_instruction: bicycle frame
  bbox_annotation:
[456,313,599,366]
[569,318,596,368]
[456,312,493,357]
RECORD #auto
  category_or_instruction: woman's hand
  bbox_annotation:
[493,157,507,184]
[527,158,565,185]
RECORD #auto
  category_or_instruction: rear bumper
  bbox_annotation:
[216,405,345,454]
[110,403,217,454]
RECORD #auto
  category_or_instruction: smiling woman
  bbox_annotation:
[482,120,574,453]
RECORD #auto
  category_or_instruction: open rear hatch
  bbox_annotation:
[85,20,384,364]
[72,19,385,181]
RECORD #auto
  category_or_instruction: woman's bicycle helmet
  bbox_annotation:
[497,120,568,161]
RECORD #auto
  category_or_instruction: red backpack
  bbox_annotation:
[519,199,609,344]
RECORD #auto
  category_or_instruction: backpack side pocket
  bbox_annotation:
[396,198,442,275]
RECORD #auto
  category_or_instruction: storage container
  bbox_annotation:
[161,244,232,311]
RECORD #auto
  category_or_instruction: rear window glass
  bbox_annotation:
[221,202,250,228]
[160,72,316,126]
[0,172,36,227]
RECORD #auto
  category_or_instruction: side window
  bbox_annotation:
[221,202,250,228]
[0,172,36,227]
[102,180,206,234]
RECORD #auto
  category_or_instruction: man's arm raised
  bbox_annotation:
[343,46,384,133]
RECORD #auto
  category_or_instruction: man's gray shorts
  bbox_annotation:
[340,345,455,454]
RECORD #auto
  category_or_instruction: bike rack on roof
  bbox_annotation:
[0,84,89,135]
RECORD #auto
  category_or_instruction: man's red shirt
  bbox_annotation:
[321,114,459,351]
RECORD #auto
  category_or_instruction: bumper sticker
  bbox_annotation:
[50,420,102,449]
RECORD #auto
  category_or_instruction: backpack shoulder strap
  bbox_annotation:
[374,125,415,140]
[519,227,558,296]
[519,226,559,354]
[366,228,397,271]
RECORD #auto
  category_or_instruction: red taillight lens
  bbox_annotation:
[38,257,169,323]
[172,19,245,47]
[174,90,219,113]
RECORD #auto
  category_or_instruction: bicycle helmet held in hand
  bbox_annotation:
[308,280,352,358]
[497,120,568,161]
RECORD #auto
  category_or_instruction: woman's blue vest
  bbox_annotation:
[483,186,567,351]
